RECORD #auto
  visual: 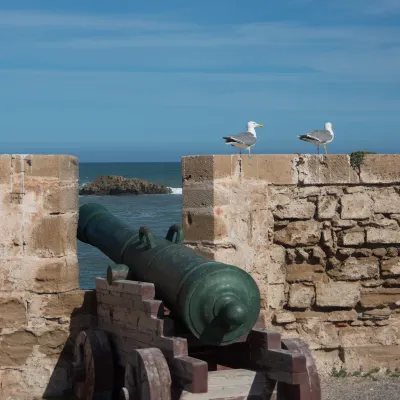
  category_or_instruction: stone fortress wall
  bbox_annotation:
[182,154,400,375]
[0,155,97,399]
[0,153,399,398]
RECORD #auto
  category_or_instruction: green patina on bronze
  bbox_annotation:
[349,151,377,171]
[78,203,261,346]
[107,264,130,284]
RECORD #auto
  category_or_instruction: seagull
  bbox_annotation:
[298,122,334,154]
[222,121,263,158]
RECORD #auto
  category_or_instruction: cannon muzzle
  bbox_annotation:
[78,203,261,346]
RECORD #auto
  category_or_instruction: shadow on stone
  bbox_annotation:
[43,290,98,399]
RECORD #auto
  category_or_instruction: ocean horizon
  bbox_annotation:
[78,161,183,289]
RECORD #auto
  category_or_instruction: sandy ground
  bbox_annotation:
[321,376,400,400]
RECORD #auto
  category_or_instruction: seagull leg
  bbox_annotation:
[248,147,252,158]
[317,145,320,155]
[239,149,242,155]
[324,145,328,155]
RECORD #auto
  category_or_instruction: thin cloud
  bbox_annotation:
[0,10,195,31]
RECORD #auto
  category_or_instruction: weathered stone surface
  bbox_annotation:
[25,213,78,257]
[316,282,360,308]
[0,330,38,366]
[341,193,373,220]
[23,154,78,181]
[342,345,400,372]
[274,220,320,246]
[366,228,400,244]
[381,258,400,278]
[339,325,399,347]
[327,257,379,281]
[42,290,97,319]
[267,245,286,284]
[273,199,315,220]
[297,319,340,349]
[43,182,79,214]
[257,154,298,184]
[288,283,315,308]
[297,155,359,185]
[360,288,400,308]
[361,308,391,320]
[274,311,296,324]
[268,284,286,309]
[372,191,400,214]
[298,187,320,198]
[286,263,325,283]
[182,209,228,242]
[182,155,216,182]
[0,295,26,329]
[317,196,338,219]
[360,154,400,184]
[340,229,365,246]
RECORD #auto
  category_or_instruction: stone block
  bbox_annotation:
[33,256,79,293]
[43,181,79,214]
[268,284,286,309]
[267,245,286,284]
[360,288,400,308]
[182,155,234,183]
[342,345,400,372]
[297,319,340,349]
[372,190,400,214]
[0,330,38,367]
[338,325,399,347]
[0,295,26,329]
[182,155,215,183]
[288,283,315,308]
[381,258,400,278]
[0,154,11,184]
[340,193,373,220]
[273,199,315,220]
[258,154,298,184]
[313,349,343,376]
[274,220,321,246]
[274,311,296,324]
[360,155,400,184]
[316,282,360,308]
[23,154,78,182]
[327,257,379,281]
[297,155,359,185]
[286,263,325,283]
[40,290,97,320]
[340,229,365,246]
[24,213,78,257]
[366,228,400,244]
[317,195,338,219]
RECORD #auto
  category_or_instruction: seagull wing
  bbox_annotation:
[298,129,332,143]
[222,131,257,146]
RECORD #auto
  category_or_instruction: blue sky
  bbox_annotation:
[1,1,399,161]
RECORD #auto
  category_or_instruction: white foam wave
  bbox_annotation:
[169,187,182,195]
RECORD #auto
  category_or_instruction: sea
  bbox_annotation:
[78,162,183,289]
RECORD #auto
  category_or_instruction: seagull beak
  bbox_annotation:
[257,123,264,128]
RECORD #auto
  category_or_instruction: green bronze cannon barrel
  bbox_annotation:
[78,203,261,346]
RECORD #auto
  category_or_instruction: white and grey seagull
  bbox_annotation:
[298,122,334,154]
[222,121,263,157]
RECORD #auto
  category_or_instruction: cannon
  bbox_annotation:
[73,203,321,400]
[77,203,261,346]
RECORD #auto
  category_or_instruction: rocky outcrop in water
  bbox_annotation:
[79,175,172,195]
